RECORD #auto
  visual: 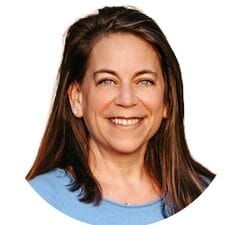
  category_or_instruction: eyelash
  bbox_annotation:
[138,79,155,86]
[97,79,116,85]
[97,79,155,86]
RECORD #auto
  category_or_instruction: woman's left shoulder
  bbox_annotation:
[199,174,215,188]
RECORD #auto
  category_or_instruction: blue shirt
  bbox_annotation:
[29,168,165,225]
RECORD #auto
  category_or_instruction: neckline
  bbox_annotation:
[102,196,162,208]
[55,168,162,208]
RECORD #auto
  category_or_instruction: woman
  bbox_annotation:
[26,6,215,225]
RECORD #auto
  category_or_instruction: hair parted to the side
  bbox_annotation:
[26,6,215,217]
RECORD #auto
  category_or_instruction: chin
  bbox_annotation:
[109,141,146,155]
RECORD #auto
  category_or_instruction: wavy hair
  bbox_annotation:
[26,6,215,217]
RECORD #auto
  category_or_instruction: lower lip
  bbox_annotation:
[108,118,144,129]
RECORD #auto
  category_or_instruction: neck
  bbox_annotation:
[87,139,161,205]
[88,139,148,182]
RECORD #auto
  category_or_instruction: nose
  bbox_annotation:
[114,83,138,108]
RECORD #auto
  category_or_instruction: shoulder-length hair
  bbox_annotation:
[26,6,215,217]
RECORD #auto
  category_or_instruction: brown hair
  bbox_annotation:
[26,6,215,217]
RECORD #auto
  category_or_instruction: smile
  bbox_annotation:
[109,117,142,126]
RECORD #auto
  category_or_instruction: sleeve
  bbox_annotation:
[29,176,65,211]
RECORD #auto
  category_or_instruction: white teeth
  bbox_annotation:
[110,118,140,126]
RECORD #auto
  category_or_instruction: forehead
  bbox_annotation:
[88,33,161,72]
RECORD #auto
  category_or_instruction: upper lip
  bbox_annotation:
[108,116,145,119]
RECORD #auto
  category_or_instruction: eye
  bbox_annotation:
[138,79,155,86]
[98,79,116,86]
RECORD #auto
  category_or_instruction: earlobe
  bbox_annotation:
[163,106,168,118]
[67,82,83,118]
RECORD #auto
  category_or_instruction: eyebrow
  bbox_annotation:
[93,69,117,78]
[93,68,158,78]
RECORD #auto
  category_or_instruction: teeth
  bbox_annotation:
[110,118,140,126]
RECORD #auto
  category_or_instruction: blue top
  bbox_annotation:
[29,168,165,225]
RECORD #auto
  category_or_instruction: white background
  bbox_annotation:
[0,0,236,224]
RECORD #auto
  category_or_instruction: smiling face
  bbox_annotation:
[69,33,167,155]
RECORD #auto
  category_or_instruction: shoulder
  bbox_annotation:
[28,168,72,211]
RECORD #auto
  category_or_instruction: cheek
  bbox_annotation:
[139,89,165,115]
[81,87,115,118]
[81,88,115,137]
[143,91,166,137]
[80,92,98,136]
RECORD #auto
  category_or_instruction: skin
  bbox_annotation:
[68,33,167,204]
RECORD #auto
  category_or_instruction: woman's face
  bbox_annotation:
[73,33,167,154]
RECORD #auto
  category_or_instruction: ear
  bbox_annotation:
[67,82,83,118]
[162,105,168,118]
